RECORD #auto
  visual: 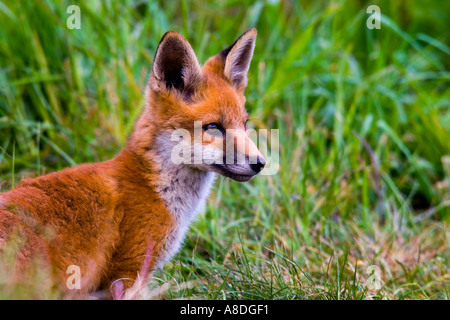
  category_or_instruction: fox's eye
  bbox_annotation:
[203,123,223,136]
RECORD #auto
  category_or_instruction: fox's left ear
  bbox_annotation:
[219,28,257,92]
[150,31,203,100]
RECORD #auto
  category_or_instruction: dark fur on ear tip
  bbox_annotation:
[153,31,178,73]
[219,28,257,59]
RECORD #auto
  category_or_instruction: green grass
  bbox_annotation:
[0,0,449,299]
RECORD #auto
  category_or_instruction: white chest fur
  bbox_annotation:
[153,136,216,267]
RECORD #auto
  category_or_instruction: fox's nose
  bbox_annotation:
[250,157,266,173]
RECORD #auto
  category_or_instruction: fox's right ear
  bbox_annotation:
[150,31,203,100]
[219,28,257,92]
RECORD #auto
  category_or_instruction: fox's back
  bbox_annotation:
[0,161,121,289]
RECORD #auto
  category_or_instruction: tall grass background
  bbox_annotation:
[0,0,449,299]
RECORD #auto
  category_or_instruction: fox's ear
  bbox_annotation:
[220,28,257,92]
[151,31,203,99]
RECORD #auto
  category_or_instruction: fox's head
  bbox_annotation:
[132,29,265,182]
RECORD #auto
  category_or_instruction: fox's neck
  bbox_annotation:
[122,131,216,217]
[121,127,216,264]
[153,132,216,219]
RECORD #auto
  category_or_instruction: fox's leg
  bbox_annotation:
[103,237,163,299]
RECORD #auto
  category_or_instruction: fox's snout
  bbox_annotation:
[204,129,266,181]
[172,125,266,181]
[250,157,266,173]
[227,128,266,172]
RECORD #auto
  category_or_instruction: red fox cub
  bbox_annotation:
[0,29,264,297]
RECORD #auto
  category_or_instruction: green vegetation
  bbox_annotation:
[0,0,449,299]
